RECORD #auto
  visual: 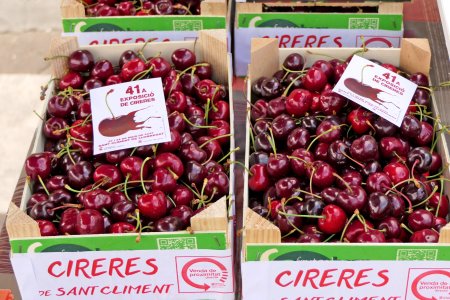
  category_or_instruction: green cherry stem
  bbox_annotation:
[198,134,233,149]
[141,157,151,194]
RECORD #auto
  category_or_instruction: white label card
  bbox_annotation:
[90,78,171,155]
[11,249,235,300]
[333,55,418,126]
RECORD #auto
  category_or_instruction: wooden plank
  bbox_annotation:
[199,29,228,84]
[400,38,431,76]
[6,203,40,239]
[244,208,280,245]
[249,38,279,82]
[48,36,79,80]
[60,0,85,18]
[200,0,227,16]
[191,197,228,231]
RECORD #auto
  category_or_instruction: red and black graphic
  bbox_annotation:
[98,89,161,137]
[410,269,450,300]
[179,257,230,292]
[344,77,399,110]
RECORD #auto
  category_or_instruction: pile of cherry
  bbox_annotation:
[81,0,202,16]
[248,53,449,243]
[25,46,231,236]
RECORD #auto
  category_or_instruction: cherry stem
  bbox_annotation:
[204,98,211,125]
[199,178,208,207]
[390,177,421,191]
[426,165,446,179]
[167,195,177,208]
[281,229,299,239]
[64,184,87,194]
[412,185,439,209]
[132,209,143,243]
[333,173,353,193]
[198,134,233,149]
[180,180,202,200]
[293,188,321,199]
[410,160,421,185]
[123,174,132,201]
[50,203,83,211]
[37,175,50,196]
[322,234,336,243]
[435,178,444,217]
[355,213,368,232]
[282,72,306,97]
[430,116,441,153]
[267,128,277,157]
[132,65,154,81]
[385,186,413,214]
[105,179,153,192]
[177,63,209,79]
[140,157,151,194]
[401,223,414,235]
[217,147,240,164]
[181,113,218,129]
[305,50,345,62]
[137,38,158,61]
[286,196,304,203]
[309,167,316,196]
[393,152,406,164]
[249,123,256,152]
[33,110,45,122]
[44,55,69,61]
[306,124,345,152]
[278,210,325,219]
[340,151,365,168]
[226,160,252,176]
[340,209,359,242]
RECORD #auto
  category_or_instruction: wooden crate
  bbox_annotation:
[60,0,228,45]
[234,1,404,76]
[241,38,450,298]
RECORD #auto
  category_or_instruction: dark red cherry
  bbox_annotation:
[409,229,439,243]
[69,49,94,72]
[172,48,196,70]
[76,209,105,234]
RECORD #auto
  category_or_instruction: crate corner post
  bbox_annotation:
[6,203,41,240]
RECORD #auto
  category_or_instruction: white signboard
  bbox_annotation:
[63,31,199,46]
[242,260,450,300]
[90,78,171,155]
[11,249,234,300]
[234,28,402,76]
[333,55,417,126]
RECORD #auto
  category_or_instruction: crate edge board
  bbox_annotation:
[235,2,403,15]
[61,0,227,18]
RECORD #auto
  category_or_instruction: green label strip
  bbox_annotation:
[238,13,402,30]
[246,244,450,261]
[10,232,227,253]
[62,16,226,32]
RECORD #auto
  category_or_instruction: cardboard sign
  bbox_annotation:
[90,78,171,155]
[333,55,417,126]
[233,28,402,76]
[242,260,450,300]
[11,249,234,300]
[63,31,199,46]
